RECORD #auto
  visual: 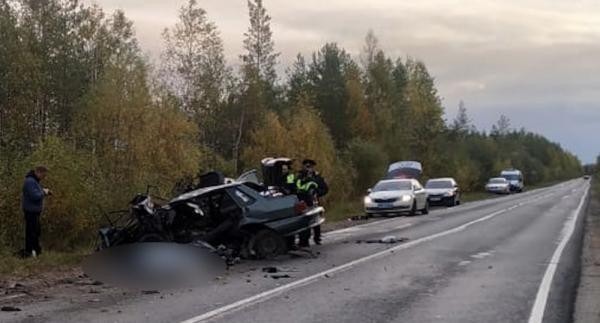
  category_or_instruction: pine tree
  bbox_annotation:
[491,114,511,136]
[452,100,475,135]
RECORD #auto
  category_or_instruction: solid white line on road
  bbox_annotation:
[180,192,558,323]
[527,184,590,323]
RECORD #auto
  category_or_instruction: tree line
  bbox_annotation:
[0,0,582,252]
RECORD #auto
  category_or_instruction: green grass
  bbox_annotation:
[0,250,87,279]
[326,200,364,223]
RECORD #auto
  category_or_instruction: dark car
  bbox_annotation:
[425,178,461,207]
[98,174,324,259]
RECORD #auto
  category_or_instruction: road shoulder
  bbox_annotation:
[574,179,600,323]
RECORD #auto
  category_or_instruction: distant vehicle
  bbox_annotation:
[425,178,461,207]
[364,179,429,217]
[500,169,524,192]
[583,175,591,180]
[486,177,511,194]
[386,161,423,179]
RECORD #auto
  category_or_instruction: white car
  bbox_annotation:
[485,177,511,194]
[364,179,429,216]
[500,169,524,193]
[425,177,461,207]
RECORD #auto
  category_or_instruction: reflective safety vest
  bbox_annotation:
[296,178,318,192]
[286,173,296,185]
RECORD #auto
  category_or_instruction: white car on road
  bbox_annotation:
[485,177,511,194]
[364,179,429,216]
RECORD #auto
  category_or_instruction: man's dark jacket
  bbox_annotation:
[22,171,45,213]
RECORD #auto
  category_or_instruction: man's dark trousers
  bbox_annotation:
[24,211,41,256]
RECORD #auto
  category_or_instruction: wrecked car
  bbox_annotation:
[98,163,325,259]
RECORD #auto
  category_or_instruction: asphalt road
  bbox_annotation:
[3,179,590,323]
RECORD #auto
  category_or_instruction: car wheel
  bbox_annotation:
[409,201,417,216]
[421,201,429,215]
[250,229,286,259]
[447,196,456,207]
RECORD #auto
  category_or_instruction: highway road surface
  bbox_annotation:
[2,179,590,323]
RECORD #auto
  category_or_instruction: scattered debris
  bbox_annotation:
[89,289,100,294]
[141,290,159,295]
[1,306,21,312]
[349,215,371,221]
[270,274,291,279]
[356,235,409,244]
[88,298,100,303]
[262,267,278,273]
[59,278,75,285]
[91,280,103,286]
[324,274,331,278]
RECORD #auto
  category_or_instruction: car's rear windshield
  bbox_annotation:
[489,178,507,183]
[426,180,453,189]
[373,181,412,191]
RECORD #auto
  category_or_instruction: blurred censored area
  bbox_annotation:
[83,243,224,289]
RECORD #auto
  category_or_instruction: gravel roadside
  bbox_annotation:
[574,178,600,323]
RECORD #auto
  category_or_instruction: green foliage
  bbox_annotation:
[345,139,388,192]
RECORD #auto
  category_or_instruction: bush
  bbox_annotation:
[345,139,388,193]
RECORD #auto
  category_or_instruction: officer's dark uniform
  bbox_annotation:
[296,159,328,246]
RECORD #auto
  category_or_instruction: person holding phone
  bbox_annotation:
[21,165,51,258]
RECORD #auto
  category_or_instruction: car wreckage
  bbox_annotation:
[97,158,325,259]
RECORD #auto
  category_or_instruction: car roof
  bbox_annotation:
[427,177,455,182]
[377,179,413,183]
[170,182,241,202]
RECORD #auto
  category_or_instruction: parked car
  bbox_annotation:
[98,170,324,259]
[364,179,429,217]
[500,169,524,192]
[485,177,511,194]
[583,175,591,180]
[425,178,460,207]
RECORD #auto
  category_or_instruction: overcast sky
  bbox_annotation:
[89,0,600,163]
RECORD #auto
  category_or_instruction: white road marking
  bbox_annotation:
[180,199,549,323]
[470,252,493,259]
[527,184,589,323]
[458,260,471,266]
[561,195,570,200]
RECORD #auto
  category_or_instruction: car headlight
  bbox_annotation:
[401,195,412,202]
[444,192,453,197]
[364,196,373,204]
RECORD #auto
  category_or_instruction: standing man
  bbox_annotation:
[22,165,50,258]
[280,162,297,195]
[296,159,328,246]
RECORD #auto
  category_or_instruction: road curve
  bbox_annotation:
[5,180,589,323]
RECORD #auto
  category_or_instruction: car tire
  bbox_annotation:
[421,201,429,215]
[447,197,456,207]
[250,229,286,259]
[409,201,417,216]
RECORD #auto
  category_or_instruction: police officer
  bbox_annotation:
[297,159,328,246]
[281,162,296,195]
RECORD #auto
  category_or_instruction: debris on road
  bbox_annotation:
[141,290,160,295]
[355,235,409,244]
[1,306,22,312]
[262,267,278,273]
[270,274,292,279]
